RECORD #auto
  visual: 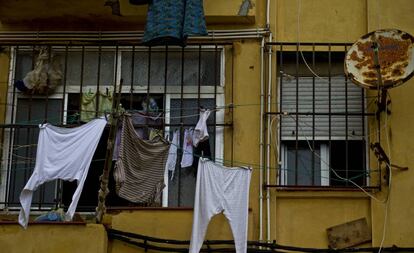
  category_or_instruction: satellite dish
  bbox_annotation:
[345,29,414,90]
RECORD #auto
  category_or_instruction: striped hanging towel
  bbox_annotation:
[114,114,170,204]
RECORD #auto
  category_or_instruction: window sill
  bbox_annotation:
[106,206,253,213]
[268,186,378,199]
[106,207,194,212]
[0,220,86,226]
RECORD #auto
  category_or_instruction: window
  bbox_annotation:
[276,46,372,187]
[0,44,227,211]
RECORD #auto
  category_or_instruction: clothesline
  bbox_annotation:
[0,142,379,175]
[0,94,379,111]
[1,118,386,175]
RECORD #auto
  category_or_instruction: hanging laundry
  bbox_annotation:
[192,139,211,176]
[180,128,194,168]
[14,46,62,95]
[166,130,179,180]
[80,90,113,122]
[193,109,211,147]
[114,115,170,204]
[18,118,107,228]
[143,0,208,46]
[112,111,162,160]
[149,128,164,141]
[189,158,252,253]
[112,112,162,160]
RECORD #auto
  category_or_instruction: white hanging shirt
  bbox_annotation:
[181,129,194,168]
[166,130,179,179]
[19,118,107,228]
[192,109,211,147]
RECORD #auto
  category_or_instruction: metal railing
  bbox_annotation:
[0,42,233,211]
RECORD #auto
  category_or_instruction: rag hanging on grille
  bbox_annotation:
[14,46,62,95]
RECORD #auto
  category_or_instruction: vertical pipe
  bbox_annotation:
[266,34,273,242]
[294,43,299,185]
[344,47,349,185]
[259,37,265,242]
[278,44,284,185]
[328,45,332,184]
[266,0,270,29]
[312,45,316,185]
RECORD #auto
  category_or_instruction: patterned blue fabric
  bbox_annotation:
[143,0,208,46]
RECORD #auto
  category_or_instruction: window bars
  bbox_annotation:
[265,42,379,189]
[0,43,233,211]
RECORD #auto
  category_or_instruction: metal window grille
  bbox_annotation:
[268,42,379,189]
[0,43,233,211]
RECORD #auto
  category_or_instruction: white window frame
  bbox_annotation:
[279,142,330,186]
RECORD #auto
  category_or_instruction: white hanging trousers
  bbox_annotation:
[19,118,107,228]
[189,158,252,253]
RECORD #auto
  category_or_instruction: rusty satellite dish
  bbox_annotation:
[345,29,414,90]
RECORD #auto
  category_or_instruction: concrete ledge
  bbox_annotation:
[0,223,107,253]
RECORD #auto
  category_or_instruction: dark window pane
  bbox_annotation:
[9,98,62,208]
[168,98,215,207]
[285,141,321,186]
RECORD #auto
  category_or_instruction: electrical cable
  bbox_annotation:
[378,92,392,253]
[288,114,388,203]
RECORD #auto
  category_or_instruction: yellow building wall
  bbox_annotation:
[108,209,254,253]
[366,0,414,247]
[271,0,414,248]
[275,193,371,247]
[0,0,413,251]
[0,224,107,253]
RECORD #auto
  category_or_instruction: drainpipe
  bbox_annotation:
[259,37,265,242]
[0,30,269,43]
[266,34,273,243]
[262,0,272,243]
[266,0,271,29]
